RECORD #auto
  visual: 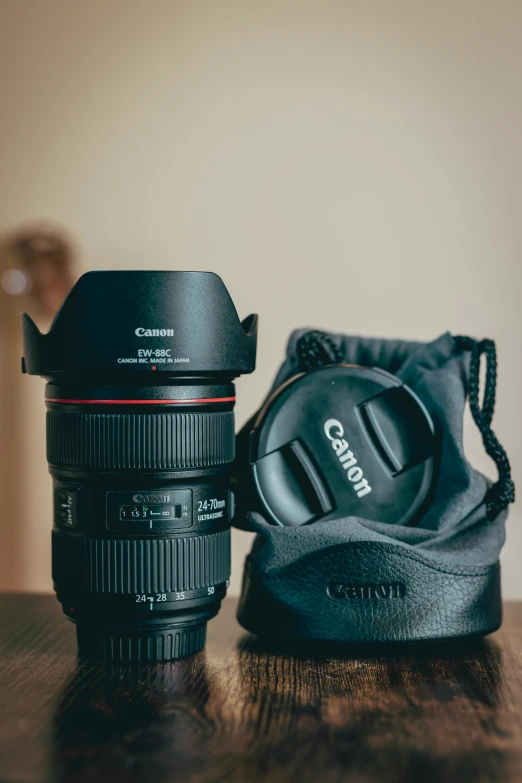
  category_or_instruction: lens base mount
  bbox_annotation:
[76,621,207,662]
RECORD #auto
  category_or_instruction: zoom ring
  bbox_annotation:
[52,529,231,594]
[47,410,235,469]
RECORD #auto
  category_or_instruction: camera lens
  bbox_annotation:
[22,271,257,661]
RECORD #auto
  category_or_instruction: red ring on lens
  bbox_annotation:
[46,396,236,405]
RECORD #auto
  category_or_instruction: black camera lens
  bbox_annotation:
[22,271,257,662]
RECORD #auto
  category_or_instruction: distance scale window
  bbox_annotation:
[106,490,192,532]
[119,503,183,522]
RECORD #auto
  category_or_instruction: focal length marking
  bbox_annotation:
[134,581,229,607]
[197,497,226,521]
[324,419,372,498]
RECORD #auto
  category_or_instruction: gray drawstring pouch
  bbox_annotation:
[233,331,515,643]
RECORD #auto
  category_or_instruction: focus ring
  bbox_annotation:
[47,410,235,469]
[52,529,231,594]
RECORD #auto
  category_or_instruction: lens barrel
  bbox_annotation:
[22,271,257,661]
[48,383,234,661]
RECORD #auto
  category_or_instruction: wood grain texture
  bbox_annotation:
[0,595,521,783]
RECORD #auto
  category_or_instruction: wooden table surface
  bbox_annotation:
[1,595,522,783]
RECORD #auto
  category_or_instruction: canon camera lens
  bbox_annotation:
[22,271,257,662]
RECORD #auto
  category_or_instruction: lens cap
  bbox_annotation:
[248,365,436,527]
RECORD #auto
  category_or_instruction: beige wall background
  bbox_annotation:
[0,0,521,596]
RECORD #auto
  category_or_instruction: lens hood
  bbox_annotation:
[22,271,257,377]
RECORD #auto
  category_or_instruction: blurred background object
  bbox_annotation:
[0,226,76,590]
[0,0,521,596]
[2,228,75,320]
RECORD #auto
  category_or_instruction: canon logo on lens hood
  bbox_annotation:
[135,328,174,337]
[324,418,372,498]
